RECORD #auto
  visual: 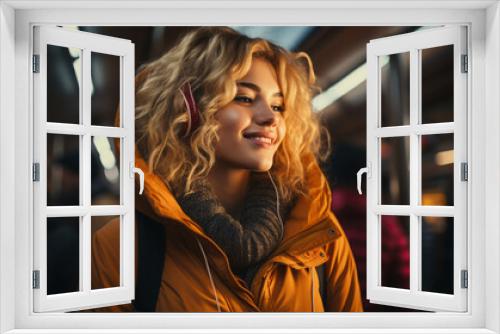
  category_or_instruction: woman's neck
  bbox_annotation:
[207,164,250,219]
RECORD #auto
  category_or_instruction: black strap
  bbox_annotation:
[316,264,327,308]
[132,212,166,312]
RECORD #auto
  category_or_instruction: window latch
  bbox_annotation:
[130,162,144,195]
[356,162,371,195]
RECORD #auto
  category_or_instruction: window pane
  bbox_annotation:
[381,136,410,205]
[47,217,80,295]
[421,216,454,294]
[380,52,410,127]
[91,216,120,289]
[421,134,454,206]
[421,45,454,124]
[91,52,121,127]
[47,45,81,124]
[381,215,410,289]
[47,134,80,206]
[91,136,121,206]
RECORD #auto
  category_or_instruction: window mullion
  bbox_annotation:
[365,46,379,300]
[409,48,420,293]
[121,50,135,291]
[81,48,92,294]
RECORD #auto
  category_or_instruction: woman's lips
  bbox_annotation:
[242,131,276,147]
[245,136,274,148]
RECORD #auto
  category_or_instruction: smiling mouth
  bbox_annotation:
[249,136,272,144]
[243,133,275,148]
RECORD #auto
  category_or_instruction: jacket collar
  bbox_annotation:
[134,148,341,258]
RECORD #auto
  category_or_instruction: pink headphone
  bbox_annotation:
[179,82,200,138]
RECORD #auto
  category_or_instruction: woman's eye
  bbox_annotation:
[235,95,253,103]
[272,105,285,113]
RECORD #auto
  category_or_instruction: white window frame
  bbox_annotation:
[0,1,499,333]
[32,26,136,312]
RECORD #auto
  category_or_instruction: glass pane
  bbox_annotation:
[91,216,120,289]
[91,52,121,127]
[421,134,454,206]
[47,45,81,124]
[47,217,80,295]
[47,134,80,206]
[91,136,120,205]
[381,215,410,289]
[381,137,410,205]
[421,216,454,294]
[421,45,454,124]
[380,52,410,127]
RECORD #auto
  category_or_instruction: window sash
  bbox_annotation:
[32,26,135,312]
[366,25,468,312]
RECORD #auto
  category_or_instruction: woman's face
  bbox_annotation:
[214,57,286,172]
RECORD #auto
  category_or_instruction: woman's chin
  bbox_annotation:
[249,159,274,172]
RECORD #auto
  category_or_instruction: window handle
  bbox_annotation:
[130,162,144,195]
[356,163,371,195]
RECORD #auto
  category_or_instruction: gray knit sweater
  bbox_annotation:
[177,172,289,286]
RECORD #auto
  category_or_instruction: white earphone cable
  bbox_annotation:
[196,238,221,312]
[267,170,283,226]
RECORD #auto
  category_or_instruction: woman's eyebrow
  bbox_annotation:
[237,81,283,97]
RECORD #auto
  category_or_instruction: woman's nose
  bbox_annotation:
[254,100,278,126]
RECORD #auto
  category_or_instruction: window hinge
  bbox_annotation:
[32,270,40,289]
[461,54,468,73]
[461,162,468,181]
[33,163,40,182]
[461,269,468,289]
[32,55,40,73]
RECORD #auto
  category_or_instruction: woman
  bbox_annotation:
[91,27,363,312]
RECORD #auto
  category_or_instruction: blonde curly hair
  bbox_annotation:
[135,27,325,202]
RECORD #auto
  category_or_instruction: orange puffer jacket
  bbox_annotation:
[91,151,363,312]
